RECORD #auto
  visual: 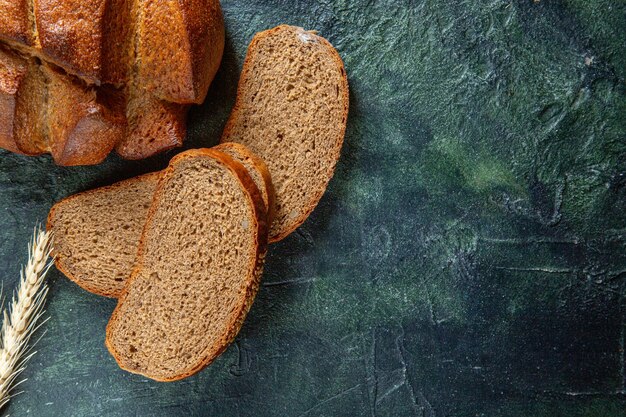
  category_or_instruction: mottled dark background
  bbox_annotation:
[1,0,625,416]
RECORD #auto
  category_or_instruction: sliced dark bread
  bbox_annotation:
[215,142,274,221]
[106,149,268,381]
[47,172,160,297]
[221,25,349,242]
[47,143,270,297]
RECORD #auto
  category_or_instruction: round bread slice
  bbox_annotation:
[106,148,268,381]
[47,172,160,297]
[221,25,349,242]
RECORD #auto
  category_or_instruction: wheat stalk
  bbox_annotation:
[0,227,53,410]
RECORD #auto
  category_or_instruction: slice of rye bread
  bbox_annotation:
[221,25,349,242]
[47,144,270,298]
[47,172,160,297]
[106,148,268,381]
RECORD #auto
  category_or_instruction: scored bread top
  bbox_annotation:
[47,172,160,297]
[106,148,268,381]
[221,25,349,242]
[137,0,224,104]
[0,46,28,154]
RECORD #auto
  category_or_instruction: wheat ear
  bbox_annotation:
[0,227,53,409]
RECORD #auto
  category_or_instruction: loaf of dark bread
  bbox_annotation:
[0,0,224,165]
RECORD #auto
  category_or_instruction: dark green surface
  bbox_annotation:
[1,0,625,416]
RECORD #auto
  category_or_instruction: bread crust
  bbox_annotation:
[134,0,223,104]
[221,25,349,242]
[105,148,268,381]
[47,171,161,298]
[34,0,107,83]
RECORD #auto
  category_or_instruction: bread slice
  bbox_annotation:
[47,172,160,297]
[221,25,349,242]
[47,144,270,297]
[106,149,267,381]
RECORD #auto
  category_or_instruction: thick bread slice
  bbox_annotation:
[47,172,160,297]
[0,46,28,154]
[136,0,224,104]
[221,25,349,242]
[106,149,268,381]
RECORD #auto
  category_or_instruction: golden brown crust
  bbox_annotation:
[136,0,224,104]
[105,148,268,381]
[34,0,107,83]
[44,65,126,166]
[115,98,188,160]
[181,0,225,103]
[221,25,349,243]
[0,0,32,46]
[47,171,161,298]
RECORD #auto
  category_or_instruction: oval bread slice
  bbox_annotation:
[221,25,349,242]
[106,148,268,381]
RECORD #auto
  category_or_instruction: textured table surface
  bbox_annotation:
[1,1,625,416]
